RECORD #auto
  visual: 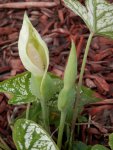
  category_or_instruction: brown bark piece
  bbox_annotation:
[87,75,109,93]
[0,2,58,9]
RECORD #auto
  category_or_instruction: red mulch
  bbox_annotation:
[0,0,113,149]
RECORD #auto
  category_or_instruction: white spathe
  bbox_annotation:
[18,13,49,76]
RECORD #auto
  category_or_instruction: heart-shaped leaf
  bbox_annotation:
[64,0,113,39]
[0,72,37,105]
[13,119,58,150]
[0,71,63,105]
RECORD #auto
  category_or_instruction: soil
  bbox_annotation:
[0,0,113,149]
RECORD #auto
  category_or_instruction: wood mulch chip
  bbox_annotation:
[0,0,113,149]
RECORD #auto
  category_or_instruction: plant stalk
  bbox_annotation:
[71,32,94,136]
[40,98,50,133]
[57,111,66,149]
[0,136,11,150]
[26,103,30,120]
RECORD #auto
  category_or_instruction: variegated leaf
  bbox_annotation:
[0,72,37,105]
[64,0,113,39]
[13,119,58,150]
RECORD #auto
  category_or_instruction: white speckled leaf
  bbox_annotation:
[0,72,37,105]
[13,119,58,150]
[64,0,113,39]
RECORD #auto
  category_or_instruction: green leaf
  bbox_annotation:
[14,102,42,123]
[91,145,109,150]
[80,86,101,106]
[27,102,42,122]
[41,73,63,101]
[64,0,113,39]
[72,141,91,150]
[13,119,58,150]
[77,86,101,115]
[41,74,57,101]
[30,72,63,101]
[109,133,113,150]
[0,72,37,105]
[58,87,75,112]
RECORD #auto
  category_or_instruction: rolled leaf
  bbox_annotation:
[64,40,77,89]
[58,87,75,111]
[58,41,77,111]
[13,119,58,150]
[64,0,113,39]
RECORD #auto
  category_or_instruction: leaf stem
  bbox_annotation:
[26,103,30,120]
[0,136,11,150]
[40,98,50,133]
[71,32,94,137]
[57,111,66,149]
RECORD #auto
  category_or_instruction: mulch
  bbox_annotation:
[0,0,113,149]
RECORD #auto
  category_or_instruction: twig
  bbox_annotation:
[0,2,58,9]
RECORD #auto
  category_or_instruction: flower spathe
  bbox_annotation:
[18,13,49,77]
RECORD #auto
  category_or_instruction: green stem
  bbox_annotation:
[40,98,50,133]
[68,132,73,150]
[71,32,94,137]
[57,111,66,149]
[0,142,7,150]
[26,103,30,120]
[0,136,11,150]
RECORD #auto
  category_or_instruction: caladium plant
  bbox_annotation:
[0,13,63,150]
[62,0,113,149]
[0,0,113,149]
[18,13,61,132]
